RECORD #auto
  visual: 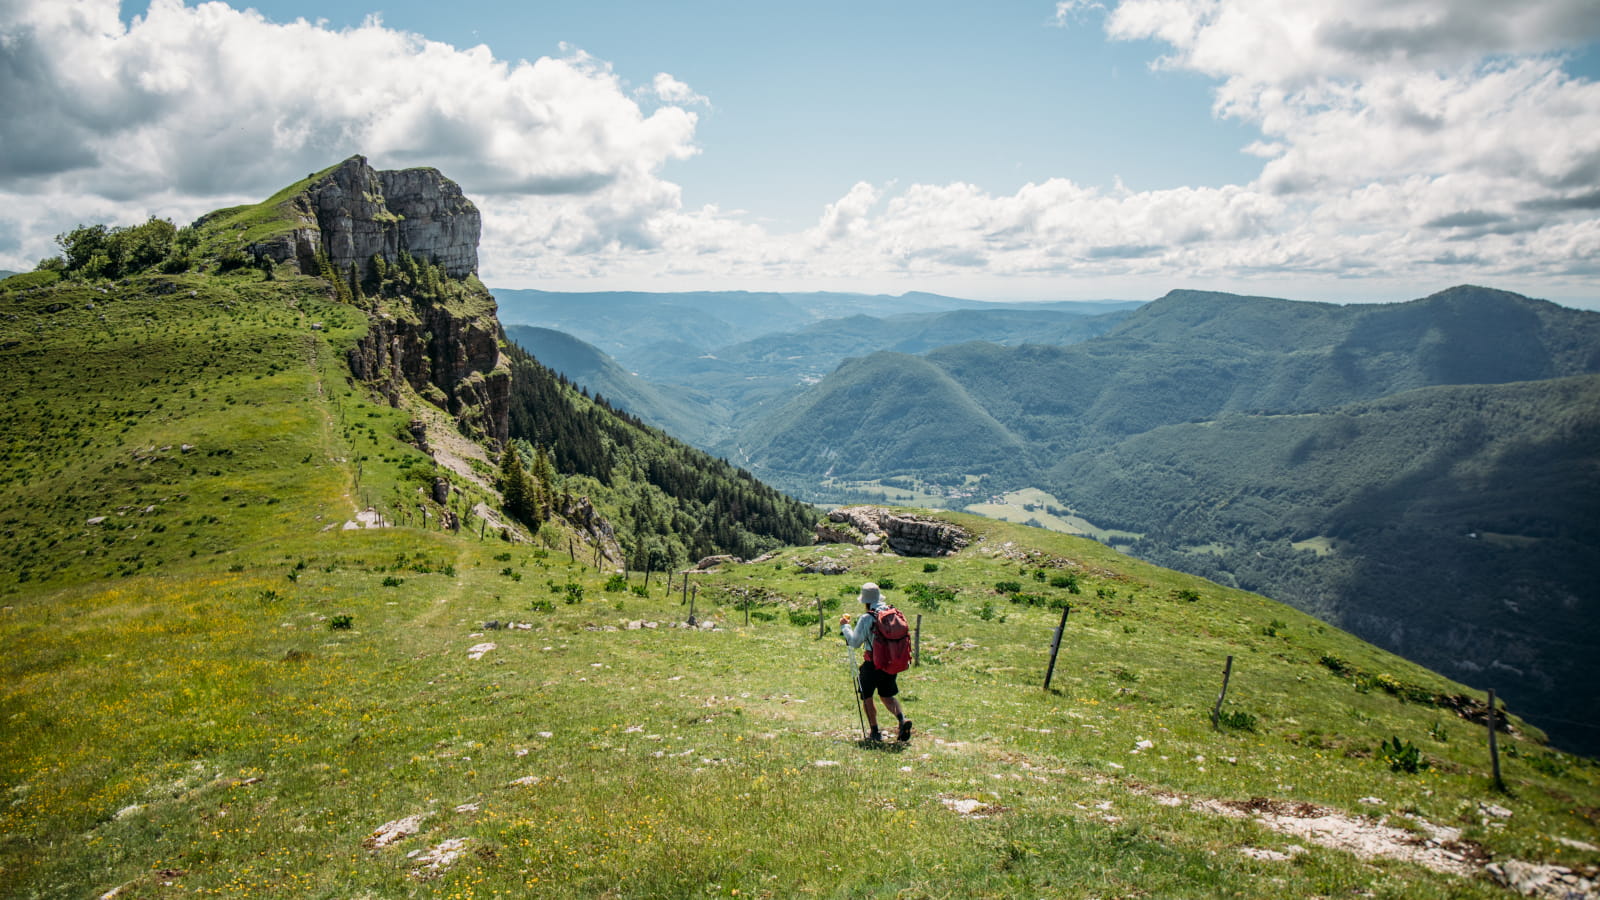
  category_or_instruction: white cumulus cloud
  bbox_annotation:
[0,0,703,274]
[0,0,1596,301]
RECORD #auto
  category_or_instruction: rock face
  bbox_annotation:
[249,155,507,444]
[346,299,509,445]
[816,507,971,557]
[253,155,480,279]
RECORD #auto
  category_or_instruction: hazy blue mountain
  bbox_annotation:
[504,325,732,445]
[490,287,1140,375]
[491,289,985,366]
[726,350,1035,485]
[726,284,1600,753]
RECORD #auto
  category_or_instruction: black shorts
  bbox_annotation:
[858,660,899,699]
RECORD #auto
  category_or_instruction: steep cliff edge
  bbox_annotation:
[197,155,508,446]
[242,154,481,280]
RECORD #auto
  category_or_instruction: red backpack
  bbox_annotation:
[868,605,912,674]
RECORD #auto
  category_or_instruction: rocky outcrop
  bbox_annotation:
[559,496,624,569]
[346,298,510,445]
[250,155,480,279]
[815,507,971,557]
[236,156,508,444]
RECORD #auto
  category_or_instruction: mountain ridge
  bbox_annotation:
[729,285,1600,753]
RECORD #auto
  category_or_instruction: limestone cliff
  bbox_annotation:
[253,155,480,280]
[246,155,508,446]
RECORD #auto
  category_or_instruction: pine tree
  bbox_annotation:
[500,446,538,529]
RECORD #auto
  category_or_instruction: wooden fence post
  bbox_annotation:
[1211,655,1235,730]
[1488,689,1504,791]
[914,614,923,667]
[817,596,825,639]
[1043,604,1070,690]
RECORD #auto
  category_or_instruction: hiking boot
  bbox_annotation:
[867,729,883,743]
[897,719,913,742]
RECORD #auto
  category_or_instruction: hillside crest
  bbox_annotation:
[202,154,481,281]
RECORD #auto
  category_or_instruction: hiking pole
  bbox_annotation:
[845,637,866,741]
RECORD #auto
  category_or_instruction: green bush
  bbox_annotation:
[788,608,820,627]
[1049,573,1081,592]
[605,573,627,592]
[1216,708,1257,732]
[1377,736,1426,773]
[328,614,354,630]
[922,562,938,573]
[905,582,955,612]
[994,580,1023,594]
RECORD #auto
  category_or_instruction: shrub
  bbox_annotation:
[1378,736,1426,773]
[328,614,354,630]
[630,585,648,597]
[876,578,895,590]
[381,575,403,588]
[978,601,996,621]
[788,608,820,627]
[604,573,627,592]
[1216,708,1257,731]
[922,562,938,573]
[561,582,584,604]
[530,599,554,613]
[994,580,1023,594]
[1175,588,1201,602]
[1049,573,1080,592]
[905,582,955,612]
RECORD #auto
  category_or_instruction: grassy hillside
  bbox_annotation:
[6,487,1600,898]
[5,238,1598,897]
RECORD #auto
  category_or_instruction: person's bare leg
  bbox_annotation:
[862,697,880,734]
[882,696,904,722]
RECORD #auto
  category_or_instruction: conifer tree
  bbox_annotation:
[500,446,538,529]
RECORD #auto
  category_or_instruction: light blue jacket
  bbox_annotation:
[841,601,887,657]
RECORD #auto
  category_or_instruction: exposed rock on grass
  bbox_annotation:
[817,507,971,557]
[365,813,430,849]
[408,837,470,874]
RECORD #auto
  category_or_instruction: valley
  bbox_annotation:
[2,160,1597,899]
[498,286,1600,758]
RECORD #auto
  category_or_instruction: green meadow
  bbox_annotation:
[2,270,1598,898]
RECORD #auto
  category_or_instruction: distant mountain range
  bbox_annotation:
[497,290,1136,447]
[498,284,1600,754]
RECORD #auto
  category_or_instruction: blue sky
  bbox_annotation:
[5,0,1600,303]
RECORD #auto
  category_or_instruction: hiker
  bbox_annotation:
[840,582,913,742]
